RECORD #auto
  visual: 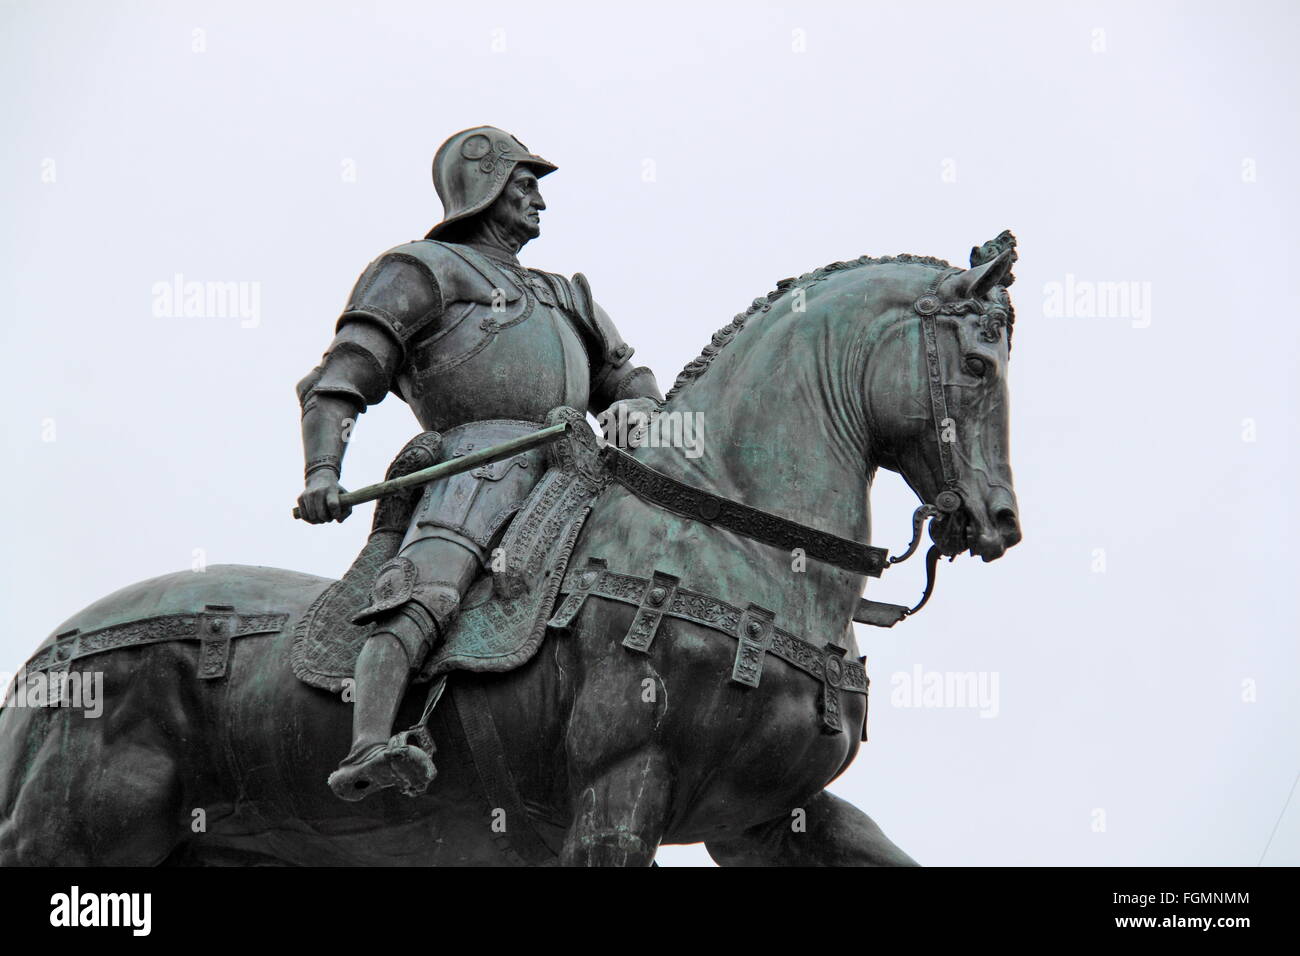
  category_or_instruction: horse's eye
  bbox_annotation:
[965,355,989,378]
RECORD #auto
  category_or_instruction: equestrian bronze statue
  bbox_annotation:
[0,126,1022,866]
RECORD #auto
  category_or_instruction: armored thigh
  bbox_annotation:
[398,418,550,563]
[352,420,548,665]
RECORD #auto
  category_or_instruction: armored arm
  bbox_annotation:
[296,249,443,522]
[297,322,396,478]
[570,272,664,412]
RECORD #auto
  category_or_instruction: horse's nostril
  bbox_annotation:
[994,508,1020,541]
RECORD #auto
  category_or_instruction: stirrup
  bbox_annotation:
[327,734,437,802]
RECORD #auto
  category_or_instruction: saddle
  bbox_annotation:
[290,406,606,694]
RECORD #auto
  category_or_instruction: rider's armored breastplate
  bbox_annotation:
[397,262,591,433]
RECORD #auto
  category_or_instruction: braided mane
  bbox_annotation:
[665,253,953,401]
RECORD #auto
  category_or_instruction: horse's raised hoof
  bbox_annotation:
[327,738,437,802]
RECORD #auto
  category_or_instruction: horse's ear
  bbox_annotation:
[941,249,1016,301]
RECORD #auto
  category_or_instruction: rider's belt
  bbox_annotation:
[24,606,290,680]
[600,445,888,577]
[552,562,867,734]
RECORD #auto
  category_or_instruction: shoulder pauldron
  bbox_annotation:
[418,241,522,306]
[339,251,443,350]
[570,272,634,369]
[338,240,539,353]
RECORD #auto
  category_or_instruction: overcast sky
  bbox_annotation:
[2,0,1297,866]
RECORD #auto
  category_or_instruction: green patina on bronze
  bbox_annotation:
[0,126,1021,867]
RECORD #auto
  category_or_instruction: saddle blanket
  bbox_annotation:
[290,421,605,693]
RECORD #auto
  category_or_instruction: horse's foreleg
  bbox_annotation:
[705,789,918,867]
[560,627,672,867]
[561,748,671,867]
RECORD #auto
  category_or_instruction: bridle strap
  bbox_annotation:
[915,267,965,514]
[851,269,975,626]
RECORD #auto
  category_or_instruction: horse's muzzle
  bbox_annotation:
[931,496,1020,562]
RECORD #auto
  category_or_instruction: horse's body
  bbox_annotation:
[0,246,1021,866]
[0,563,877,865]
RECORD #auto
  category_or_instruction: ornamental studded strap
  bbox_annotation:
[600,445,887,577]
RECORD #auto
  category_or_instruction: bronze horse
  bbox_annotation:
[0,241,1021,866]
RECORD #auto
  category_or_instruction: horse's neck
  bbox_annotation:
[635,306,874,643]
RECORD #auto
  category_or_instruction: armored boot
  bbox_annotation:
[327,536,479,801]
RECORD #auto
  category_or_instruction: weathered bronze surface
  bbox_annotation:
[0,127,1021,866]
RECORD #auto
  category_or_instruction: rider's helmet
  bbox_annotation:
[425,126,557,241]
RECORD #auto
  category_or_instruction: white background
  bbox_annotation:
[2,0,1297,866]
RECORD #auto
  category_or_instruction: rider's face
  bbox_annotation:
[487,166,546,244]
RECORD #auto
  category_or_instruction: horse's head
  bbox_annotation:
[866,239,1021,562]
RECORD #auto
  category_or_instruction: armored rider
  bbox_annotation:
[295,127,664,801]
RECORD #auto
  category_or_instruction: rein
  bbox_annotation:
[602,443,945,628]
[599,444,889,577]
[601,267,980,629]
